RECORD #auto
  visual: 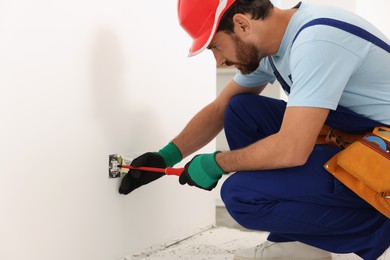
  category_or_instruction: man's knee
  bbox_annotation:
[224,94,262,124]
[224,94,286,128]
[224,94,286,150]
[225,94,249,124]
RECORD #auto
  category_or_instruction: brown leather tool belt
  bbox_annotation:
[316,125,366,148]
[318,125,390,218]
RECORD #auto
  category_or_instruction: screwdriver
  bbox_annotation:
[119,165,184,176]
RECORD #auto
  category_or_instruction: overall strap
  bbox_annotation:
[292,18,390,52]
[269,18,390,94]
[268,57,291,94]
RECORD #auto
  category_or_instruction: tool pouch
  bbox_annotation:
[324,133,390,218]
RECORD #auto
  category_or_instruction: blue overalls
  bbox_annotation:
[220,19,390,259]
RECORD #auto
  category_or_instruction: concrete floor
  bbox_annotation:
[215,206,249,231]
[130,206,361,260]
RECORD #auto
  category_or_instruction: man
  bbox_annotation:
[120,0,390,259]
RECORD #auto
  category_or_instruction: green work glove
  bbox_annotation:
[119,142,182,195]
[157,142,182,167]
[179,152,226,191]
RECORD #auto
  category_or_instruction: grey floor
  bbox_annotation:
[216,206,248,231]
[130,206,361,260]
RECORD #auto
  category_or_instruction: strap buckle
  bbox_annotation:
[381,192,390,199]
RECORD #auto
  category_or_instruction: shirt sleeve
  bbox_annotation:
[288,39,364,110]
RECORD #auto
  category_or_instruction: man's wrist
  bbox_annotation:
[214,151,229,173]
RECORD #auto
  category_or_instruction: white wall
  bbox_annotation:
[0,1,217,260]
[356,0,390,39]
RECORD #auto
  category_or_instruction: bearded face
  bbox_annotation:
[230,34,262,75]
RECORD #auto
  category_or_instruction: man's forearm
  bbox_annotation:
[215,107,329,172]
[172,101,224,158]
[214,132,297,172]
[171,80,265,160]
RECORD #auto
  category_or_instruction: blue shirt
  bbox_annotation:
[234,1,390,125]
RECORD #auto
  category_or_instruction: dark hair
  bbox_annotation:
[218,0,274,33]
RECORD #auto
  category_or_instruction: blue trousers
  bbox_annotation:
[220,94,390,259]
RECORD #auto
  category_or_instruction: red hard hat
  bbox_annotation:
[178,0,236,57]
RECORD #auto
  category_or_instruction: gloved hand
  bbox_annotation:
[179,152,226,191]
[118,152,165,194]
[119,142,182,195]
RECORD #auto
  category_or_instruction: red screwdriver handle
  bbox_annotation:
[164,167,185,176]
[120,165,184,176]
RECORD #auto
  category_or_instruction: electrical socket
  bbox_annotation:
[108,152,143,178]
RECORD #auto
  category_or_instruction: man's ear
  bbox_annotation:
[232,14,251,34]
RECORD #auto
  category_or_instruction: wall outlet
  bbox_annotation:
[108,152,143,178]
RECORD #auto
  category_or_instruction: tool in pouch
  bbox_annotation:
[109,154,184,178]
